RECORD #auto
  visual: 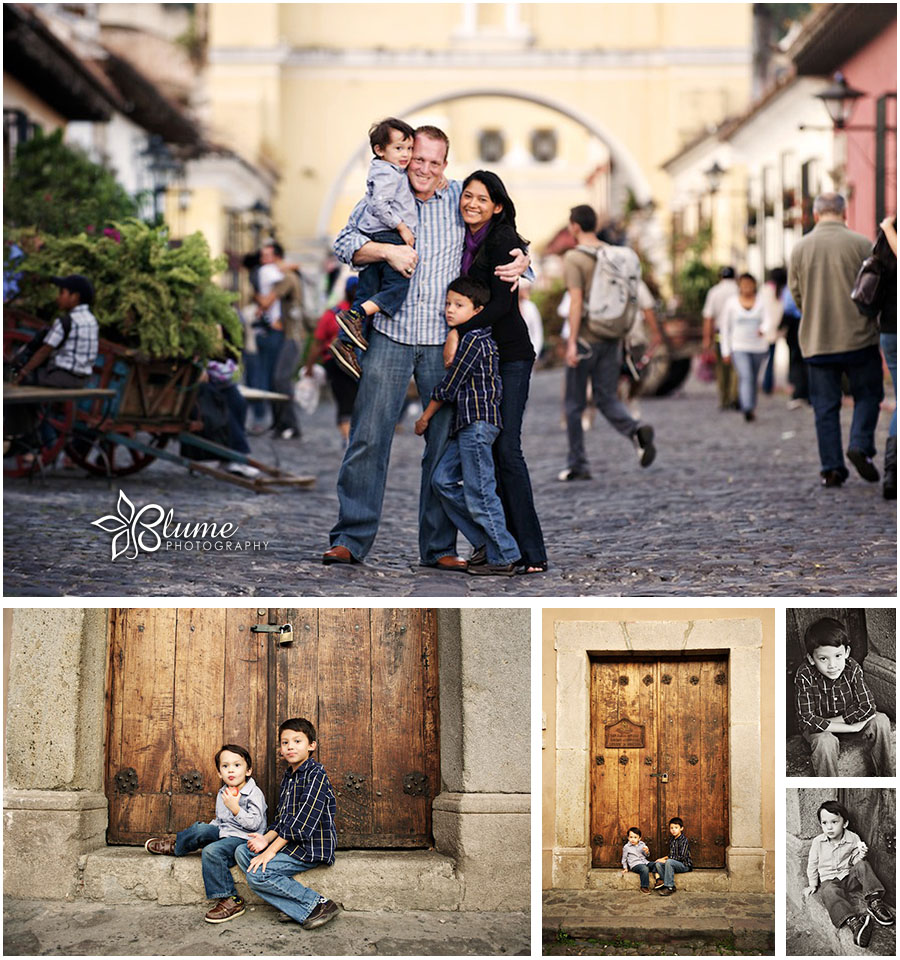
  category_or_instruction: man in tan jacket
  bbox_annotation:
[789,193,882,487]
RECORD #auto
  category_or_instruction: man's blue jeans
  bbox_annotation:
[433,420,520,565]
[330,329,456,564]
[732,350,767,413]
[234,844,322,923]
[246,326,284,422]
[173,821,245,899]
[807,345,884,474]
[881,333,897,437]
[629,863,651,889]
[651,858,690,889]
[496,359,547,568]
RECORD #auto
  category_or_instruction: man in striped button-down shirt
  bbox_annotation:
[322,126,528,569]
[235,718,339,929]
[795,617,894,776]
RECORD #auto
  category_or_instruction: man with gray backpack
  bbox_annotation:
[559,205,656,481]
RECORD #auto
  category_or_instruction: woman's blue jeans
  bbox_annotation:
[881,333,897,437]
[234,843,321,923]
[732,350,767,413]
[495,359,547,567]
[173,821,245,899]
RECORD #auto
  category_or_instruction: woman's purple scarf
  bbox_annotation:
[461,222,492,275]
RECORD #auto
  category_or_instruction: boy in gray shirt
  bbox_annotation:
[621,826,653,892]
[144,744,267,924]
[333,117,417,379]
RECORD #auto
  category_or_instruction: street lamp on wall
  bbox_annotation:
[703,161,726,195]
[815,72,865,130]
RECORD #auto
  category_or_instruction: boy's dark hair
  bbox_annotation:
[738,272,757,287]
[279,716,317,742]
[669,817,684,827]
[817,800,850,823]
[626,826,642,837]
[448,276,491,309]
[569,204,598,233]
[369,117,416,155]
[804,617,849,655]
[215,743,252,769]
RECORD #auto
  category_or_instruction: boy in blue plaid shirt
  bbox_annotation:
[416,277,520,576]
[234,717,340,929]
[795,617,894,777]
[650,817,693,895]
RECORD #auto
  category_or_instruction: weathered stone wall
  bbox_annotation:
[4,608,109,899]
[865,608,896,720]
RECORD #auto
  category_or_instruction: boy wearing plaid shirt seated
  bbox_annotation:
[795,617,894,777]
[415,277,521,577]
[235,717,340,929]
[650,817,693,895]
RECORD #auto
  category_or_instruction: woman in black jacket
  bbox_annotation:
[449,170,547,573]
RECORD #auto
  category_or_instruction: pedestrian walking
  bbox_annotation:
[788,193,883,488]
[558,204,656,482]
[719,273,773,422]
[761,267,786,395]
[702,266,740,410]
[780,279,809,408]
[875,216,896,499]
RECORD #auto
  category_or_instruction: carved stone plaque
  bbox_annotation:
[605,717,645,749]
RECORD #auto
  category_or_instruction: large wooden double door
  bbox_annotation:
[590,654,729,868]
[106,608,439,847]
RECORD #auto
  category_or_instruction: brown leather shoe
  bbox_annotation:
[144,836,177,855]
[433,555,467,571]
[331,340,362,380]
[300,898,340,929]
[322,545,358,565]
[204,896,246,924]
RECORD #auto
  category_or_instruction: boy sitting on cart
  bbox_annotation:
[10,274,98,388]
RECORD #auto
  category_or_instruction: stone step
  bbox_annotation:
[80,846,461,911]
[786,732,876,777]
[542,890,774,953]
[588,868,731,891]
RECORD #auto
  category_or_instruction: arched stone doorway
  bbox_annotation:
[315,87,655,242]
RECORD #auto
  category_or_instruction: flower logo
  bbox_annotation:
[91,490,165,561]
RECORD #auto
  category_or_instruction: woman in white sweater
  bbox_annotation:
[720,273,775,422]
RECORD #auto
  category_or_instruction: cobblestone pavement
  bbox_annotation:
[543,936,769,956]
[3,898,530,956]
[4,367,895,597]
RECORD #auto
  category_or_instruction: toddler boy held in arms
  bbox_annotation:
[803,800,894,947]
[333,117,418,380]
[416,277,521,576]
[145,744,266,923]
[795,616,895,776]
[234,717,340,929]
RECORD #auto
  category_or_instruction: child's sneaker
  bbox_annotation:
[866,896,895,926]
[335,309,369,350]
[845,913,872,947]
[144,836,176,855]
[300,898,340,929]
[204,896,246,924]
[332,341,362,381]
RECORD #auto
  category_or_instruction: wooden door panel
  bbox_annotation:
[591,655,727,870]
[108,608,440,848]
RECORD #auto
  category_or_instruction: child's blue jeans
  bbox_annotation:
[629,863,651,888]
[338,229,411,346]
[651,858,690,889]
[174,821,246,900]
[234,843,323,923]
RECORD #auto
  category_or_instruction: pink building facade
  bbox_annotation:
[842,18,897,236]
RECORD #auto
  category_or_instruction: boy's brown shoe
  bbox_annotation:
[300,899,340,930]
[335,310,369,350]
[845,913,872,947]
[144,836,176,855]
[653,876,664,888]
[331,341,362,381]
[204,896,245,924]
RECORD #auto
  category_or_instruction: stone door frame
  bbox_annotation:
[552,617,765,891]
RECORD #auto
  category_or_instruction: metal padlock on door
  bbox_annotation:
[649,771,669,783]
